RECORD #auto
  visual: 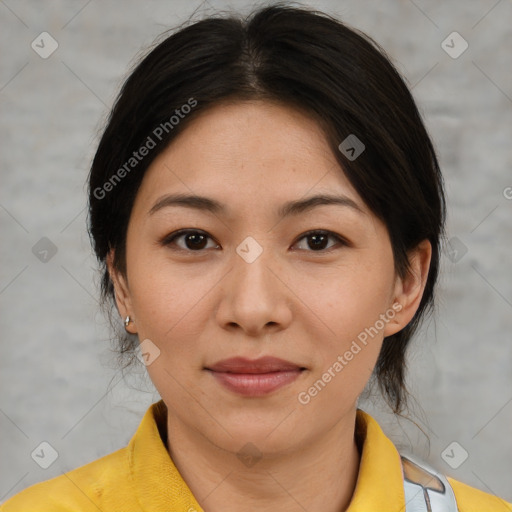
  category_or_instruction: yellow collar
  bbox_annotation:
[128,400,405,511]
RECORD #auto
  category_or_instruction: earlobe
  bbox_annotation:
[384,240,432,337]
[107,250,137,334]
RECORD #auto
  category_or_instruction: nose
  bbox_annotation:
[215,239,293,337]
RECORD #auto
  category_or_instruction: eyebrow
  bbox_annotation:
[149,192,365,218]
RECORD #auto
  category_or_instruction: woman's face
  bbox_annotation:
[112,100,427,455]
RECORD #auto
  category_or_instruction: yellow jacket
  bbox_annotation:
[2,401,510,511]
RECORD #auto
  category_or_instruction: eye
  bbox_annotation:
[161,228,347,254]
[292,230,347,252]
[161,229,219,252]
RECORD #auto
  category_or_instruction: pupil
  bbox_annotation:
[187,233,206,250]
[310,234,327,250]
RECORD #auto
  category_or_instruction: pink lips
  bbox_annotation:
[206,357,305,397]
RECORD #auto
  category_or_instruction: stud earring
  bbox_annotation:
[124,316,132,327]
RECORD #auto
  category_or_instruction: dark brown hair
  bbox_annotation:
[88,3,446,413]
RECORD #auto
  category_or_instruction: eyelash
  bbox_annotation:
[160,229,348,254]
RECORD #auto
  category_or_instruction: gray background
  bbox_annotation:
[1,0,511,504]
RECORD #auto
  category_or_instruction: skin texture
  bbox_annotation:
[109,100,431,512]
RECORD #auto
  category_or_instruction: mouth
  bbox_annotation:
[205,357,307,397]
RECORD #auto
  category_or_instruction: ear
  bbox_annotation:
[384,239,432,337]
[107,250,137,334]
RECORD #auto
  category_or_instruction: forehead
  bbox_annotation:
[133,100,364,216]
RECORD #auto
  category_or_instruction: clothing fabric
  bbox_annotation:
[2,400,510,511]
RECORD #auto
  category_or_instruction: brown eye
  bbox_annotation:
[162,230,218,252]
[161,229,347,254]
[293,230,346,252]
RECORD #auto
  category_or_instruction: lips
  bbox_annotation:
[207,356,304,373]
[205,357,305,397]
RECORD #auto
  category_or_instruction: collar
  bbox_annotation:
[128,400,405,511]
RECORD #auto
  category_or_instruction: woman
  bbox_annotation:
[2,4,510,511]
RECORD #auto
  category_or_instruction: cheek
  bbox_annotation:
[301,256,395,345]
[296,292,390,415]
[126,243,178,327]
[125,243,226,369]
[130,262,207,340]
[295,255,395,404]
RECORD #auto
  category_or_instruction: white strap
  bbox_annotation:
[401,453,458,512]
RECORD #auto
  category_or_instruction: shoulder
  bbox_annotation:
[449,477,512,512]
[0,446,137,512]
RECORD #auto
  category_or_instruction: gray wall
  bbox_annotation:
[1,0,511,504]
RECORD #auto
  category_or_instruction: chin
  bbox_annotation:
[212,411,307,454]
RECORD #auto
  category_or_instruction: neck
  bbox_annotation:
[165,410,361,512]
